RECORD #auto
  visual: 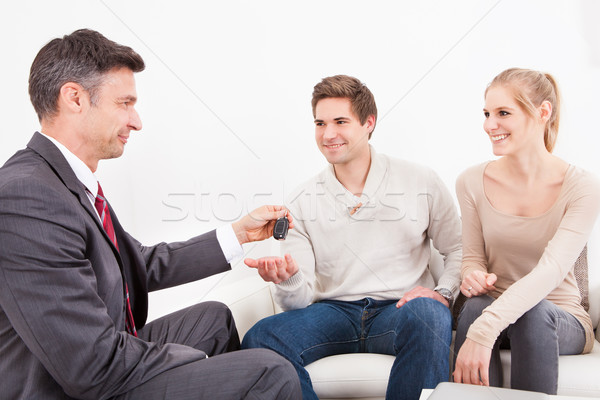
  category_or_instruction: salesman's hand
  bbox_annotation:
[461,271,497,298]
[396,286,449,308]
[453,338,492,386]
[245,254,299,284]
[232,205,294,245]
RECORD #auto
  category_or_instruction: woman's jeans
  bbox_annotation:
[242,297,452,400]
[454,295,586,394]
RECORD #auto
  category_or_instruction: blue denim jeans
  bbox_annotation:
[454,296,586,394]
[242,297,452,400]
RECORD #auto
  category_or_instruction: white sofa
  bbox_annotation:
[204,229,600,400]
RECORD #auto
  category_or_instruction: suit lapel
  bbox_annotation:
[26,132,148,328]
[26,133,120,256]
[27,134,101,227]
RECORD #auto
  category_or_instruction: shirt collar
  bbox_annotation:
[39,132,99,197]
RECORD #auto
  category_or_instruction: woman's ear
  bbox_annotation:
[539,100,553,123]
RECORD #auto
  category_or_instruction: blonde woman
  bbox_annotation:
[453,68,600,394]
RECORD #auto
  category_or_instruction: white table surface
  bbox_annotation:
[419,387,599,400]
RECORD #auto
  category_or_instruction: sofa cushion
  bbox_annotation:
[499,340,600,397]
[305,353,394,399]
[303,341,600,399]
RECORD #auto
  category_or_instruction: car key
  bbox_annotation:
[273,216,289,240]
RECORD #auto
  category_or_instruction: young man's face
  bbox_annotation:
[314,97,374,167]
[82,67,142,167]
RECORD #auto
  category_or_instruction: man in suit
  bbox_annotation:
[0,29,301,399]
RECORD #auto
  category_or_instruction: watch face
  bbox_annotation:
[435,289,452,304]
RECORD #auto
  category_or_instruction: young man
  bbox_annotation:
[0,29,300,399]
[242,75,462,400]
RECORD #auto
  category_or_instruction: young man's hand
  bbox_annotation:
[396,286,449,308]
[232,205,293,245]
[245,254,299,284]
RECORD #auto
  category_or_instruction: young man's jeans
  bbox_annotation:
[242,297,452,400]
[454,295,586,394]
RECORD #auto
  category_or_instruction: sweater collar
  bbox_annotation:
[324,145,388,211]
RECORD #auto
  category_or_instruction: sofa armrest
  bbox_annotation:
[204,275,277,339]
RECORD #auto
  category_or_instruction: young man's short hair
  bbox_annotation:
[311,75,378,138]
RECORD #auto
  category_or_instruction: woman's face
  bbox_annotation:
[483,85,538,157]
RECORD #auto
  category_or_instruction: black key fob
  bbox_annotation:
[273,216,289,240]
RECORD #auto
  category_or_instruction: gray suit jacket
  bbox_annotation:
[0,133,232,399]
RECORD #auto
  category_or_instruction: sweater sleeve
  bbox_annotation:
[455,168,489,281]
[273,192,317,311]
[426,169,463,299]
[466,171,600,349]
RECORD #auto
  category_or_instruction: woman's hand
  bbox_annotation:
[461,270,497,298]
[453,338,492,386]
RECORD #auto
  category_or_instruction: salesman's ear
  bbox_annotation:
[58,82,90,115]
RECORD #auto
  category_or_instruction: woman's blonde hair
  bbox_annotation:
[486,68,561,153]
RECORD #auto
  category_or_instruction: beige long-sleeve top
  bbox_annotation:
[456,162,600,353]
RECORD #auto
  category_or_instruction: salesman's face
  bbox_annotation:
[82,67,142,165]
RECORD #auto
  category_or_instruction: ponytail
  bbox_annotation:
[542,73,560,153]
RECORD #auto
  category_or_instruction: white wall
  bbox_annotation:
[1,0,599,321]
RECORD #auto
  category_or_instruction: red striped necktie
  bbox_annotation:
[94,183,138,337]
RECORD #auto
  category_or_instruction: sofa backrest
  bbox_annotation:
[205,275,275,339]
[428,243,445,283]
[587,220,599,330]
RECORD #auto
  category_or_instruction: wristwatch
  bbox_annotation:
[434,288,454,309]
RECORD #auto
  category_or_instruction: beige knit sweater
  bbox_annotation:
[456,162,600,353]
[275,147,463,311]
